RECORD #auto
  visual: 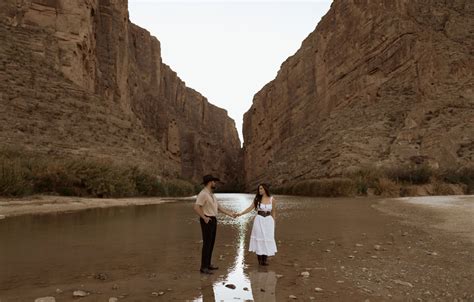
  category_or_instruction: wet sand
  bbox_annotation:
[0,194,472,301]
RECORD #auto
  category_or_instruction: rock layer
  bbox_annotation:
[0,0,242,188]
[243,0,473,189]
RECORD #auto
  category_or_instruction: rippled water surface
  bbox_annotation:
[3,193,449,301]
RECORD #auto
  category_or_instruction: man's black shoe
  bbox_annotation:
[200,268,213,274]
[208,265,219,270]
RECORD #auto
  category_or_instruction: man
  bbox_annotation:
[194,174,235,274]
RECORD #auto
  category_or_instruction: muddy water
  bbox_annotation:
[0,194,472,301]
[0,194,256,301]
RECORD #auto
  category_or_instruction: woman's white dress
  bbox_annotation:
[249,197,277,256]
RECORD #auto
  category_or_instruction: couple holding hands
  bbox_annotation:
[194,174,277,274]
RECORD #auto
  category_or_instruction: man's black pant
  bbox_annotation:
[200,216,217,269]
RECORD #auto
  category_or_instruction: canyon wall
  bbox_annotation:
[243,0,473,189]
[0,0,242,188]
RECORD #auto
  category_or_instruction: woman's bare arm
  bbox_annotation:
[238,203,255,216]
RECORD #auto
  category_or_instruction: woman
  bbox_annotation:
[237,183,277,266]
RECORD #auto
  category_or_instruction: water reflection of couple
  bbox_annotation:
[198,269,278,301]
[193,174,278,274]
[194,268,278,302]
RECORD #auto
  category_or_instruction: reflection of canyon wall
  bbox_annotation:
[0,0,242,187]
[243,0,473,189]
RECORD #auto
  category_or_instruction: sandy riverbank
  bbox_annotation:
[0,195,194,218]
[375,195,474,243]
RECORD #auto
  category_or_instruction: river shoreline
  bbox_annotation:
[0,193,471,219]
[0,195,194,218]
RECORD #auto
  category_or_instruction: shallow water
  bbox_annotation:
[1,194,471,301]
[0,194,378,300]
[0,194,276,300]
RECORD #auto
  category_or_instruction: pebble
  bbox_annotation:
[243,287,249,291]
[55,289,62,294]
[109,298,118,302]
[148,273,157,279]
[225,284,236,289]
[276,274,284,278]
[348,255,355,259]
[374,245,381,251]
[314,267,327,271]
[289,295,297,299]
[94,273,108,280]
[0,215,5,220]
[315,287,323,292]
[355,243,363,247]
[112,284,119,290]
[393,279,414,288]
[301,271,310,277]
[35,297,56,302]
[73,290,89,297]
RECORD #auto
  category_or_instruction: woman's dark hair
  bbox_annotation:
[253,183,271,209]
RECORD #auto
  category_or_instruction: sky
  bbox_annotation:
[128,0,333,143]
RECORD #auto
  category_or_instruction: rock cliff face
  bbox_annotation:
[243,0,473,189]
[0,0,242,188]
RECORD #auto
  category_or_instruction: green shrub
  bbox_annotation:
[0,158,33,196]
[373,177,400,197]
[32,161,81,196]
[0,148,196,198]
[276,178,356,197]
[385,164,433,185]
[441,167,474,194]
[348,167,383,195]
[130,167,165,196]
[161,179,195,197]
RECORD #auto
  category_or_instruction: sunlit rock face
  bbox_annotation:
[243,0,473,189]
[0,0,242,188]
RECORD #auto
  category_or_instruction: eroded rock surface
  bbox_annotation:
[243,0,473,189]
[0,0,242,187]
